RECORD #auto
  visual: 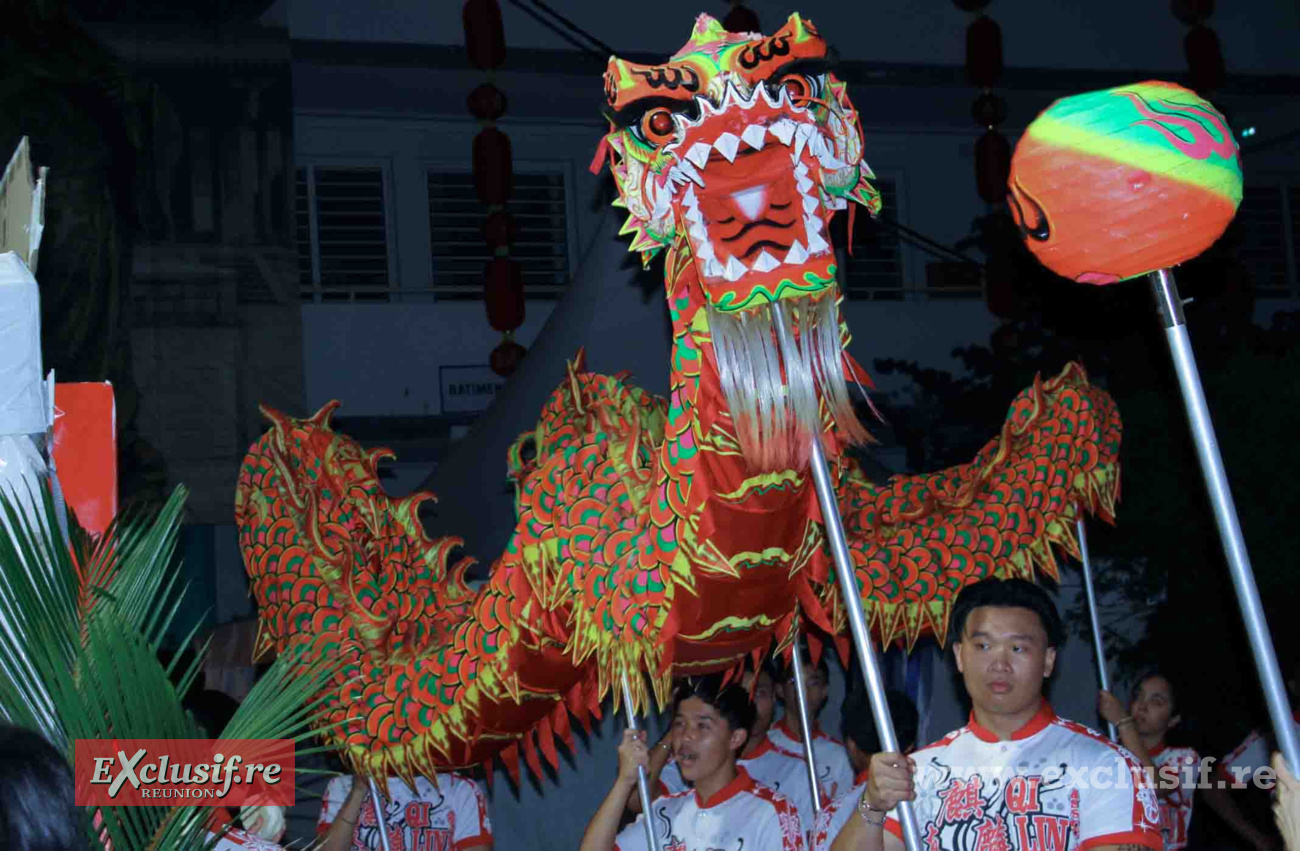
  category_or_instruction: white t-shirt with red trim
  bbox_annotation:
[659,737,825,830]
[812,770,869,851]
[1216,712,1300,787]
[1149,743,1198,851]
[884,702,1163,851]
[768,717,855,802]
[616,766,806,850]
[317,774,492,851]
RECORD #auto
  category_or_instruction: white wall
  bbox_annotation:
[296,111,1003,419]
[287,0,1300,75]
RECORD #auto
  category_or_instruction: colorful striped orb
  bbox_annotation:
[1008,80,1242,285]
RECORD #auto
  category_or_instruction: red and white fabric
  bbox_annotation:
[768,717,855,802]
[1216,711,1300,788]
[317,774,491,850]
[1149,743,1198,851]
[659,737,824,829]
[616,766,806,850]
[883,701,1163,851]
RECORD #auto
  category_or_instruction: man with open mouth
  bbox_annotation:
[580,673,806,850]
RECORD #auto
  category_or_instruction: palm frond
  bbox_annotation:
[0,481,344,849]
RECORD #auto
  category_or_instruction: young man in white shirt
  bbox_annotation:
[582,673,806,850]
[770,649,856,801]
[832,577,1163,851]
[648,662,825,830]
[317,772,492,850]
[813,689,918,851]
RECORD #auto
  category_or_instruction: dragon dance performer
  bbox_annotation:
[770,650,855,802]
[582,674,806,850]
[235,11,1122,824]
[813,689,918,851]
[835,579,1163,851]
[1097,672,1198,851]
[316,772,492,851]
[648,662,823,831]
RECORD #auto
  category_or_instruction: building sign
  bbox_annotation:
[439,365,505,414]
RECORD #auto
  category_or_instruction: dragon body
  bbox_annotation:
[236,13,1121,782]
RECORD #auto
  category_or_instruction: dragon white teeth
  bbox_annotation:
[784,241,809,265]
[796,175,814,194]
[677,159,705,187]
[801,193,820,215]
[722,255,748,282]
[807,229,830,255]
[713,132,741,163]
[689,221,708,242]
[820,153,848,170]
[793,124,815,163]
[768,119,796,146]
[703,257,725,278]
[683,184,697,206]
[694,237,716,261]
[794,162,809,178]
[740,124,766,151]
[804,213,824,235]
[750,250,780,273]
[685,142,713,170]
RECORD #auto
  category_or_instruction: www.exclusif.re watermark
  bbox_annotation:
[74,739,295,807]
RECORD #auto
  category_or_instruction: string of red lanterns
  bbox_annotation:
[1172,0,1225,94]
[956,0,1009,206]
[464,0,527,377]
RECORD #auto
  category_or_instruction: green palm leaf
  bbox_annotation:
[0,481,341,849]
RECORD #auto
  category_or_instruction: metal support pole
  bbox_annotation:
[1076,517,1117,742]
[1149,268,1299,775]
[770,302,923,851]
[621,669,661,851]
[788,628,823,812]
[366,776,393,851]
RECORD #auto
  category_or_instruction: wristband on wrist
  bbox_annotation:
[857,793,887,827]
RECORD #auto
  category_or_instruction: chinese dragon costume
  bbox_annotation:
[235,13,1121,782]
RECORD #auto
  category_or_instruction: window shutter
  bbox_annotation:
[297,165,391,302]
[428,170,570,298]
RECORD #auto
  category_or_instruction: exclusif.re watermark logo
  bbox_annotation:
[74,739,295,808]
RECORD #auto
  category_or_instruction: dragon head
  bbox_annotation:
[595,13,879,470]
[596,12,880,313]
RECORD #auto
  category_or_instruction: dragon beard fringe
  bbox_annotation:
[708,293,867,472]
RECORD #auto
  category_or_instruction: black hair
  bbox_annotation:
[949,577,1065,648]
[841,689,919,754]
[184,689,240,738]
[775,646,830,681]
[672,673,756,742]
[0,723,80,851]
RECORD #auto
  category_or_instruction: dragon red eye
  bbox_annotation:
[780,75,812,101]
[641,108,676,145]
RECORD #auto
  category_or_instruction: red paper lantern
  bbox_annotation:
[463,0,506,71]
[965,16,1003,88]
[1185,26,1226,93]
[467,83,508,120]
[472,127,513,206]
[484,257,525,332]
[482,210,518,250]
[1171,0,1215,26]
[490,335,527,377]
[974,128,1011,204]
[722,3,761,34]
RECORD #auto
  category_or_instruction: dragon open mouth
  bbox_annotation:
[646,83,856,307]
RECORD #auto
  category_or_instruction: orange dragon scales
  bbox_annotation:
[235,13,1121,784]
